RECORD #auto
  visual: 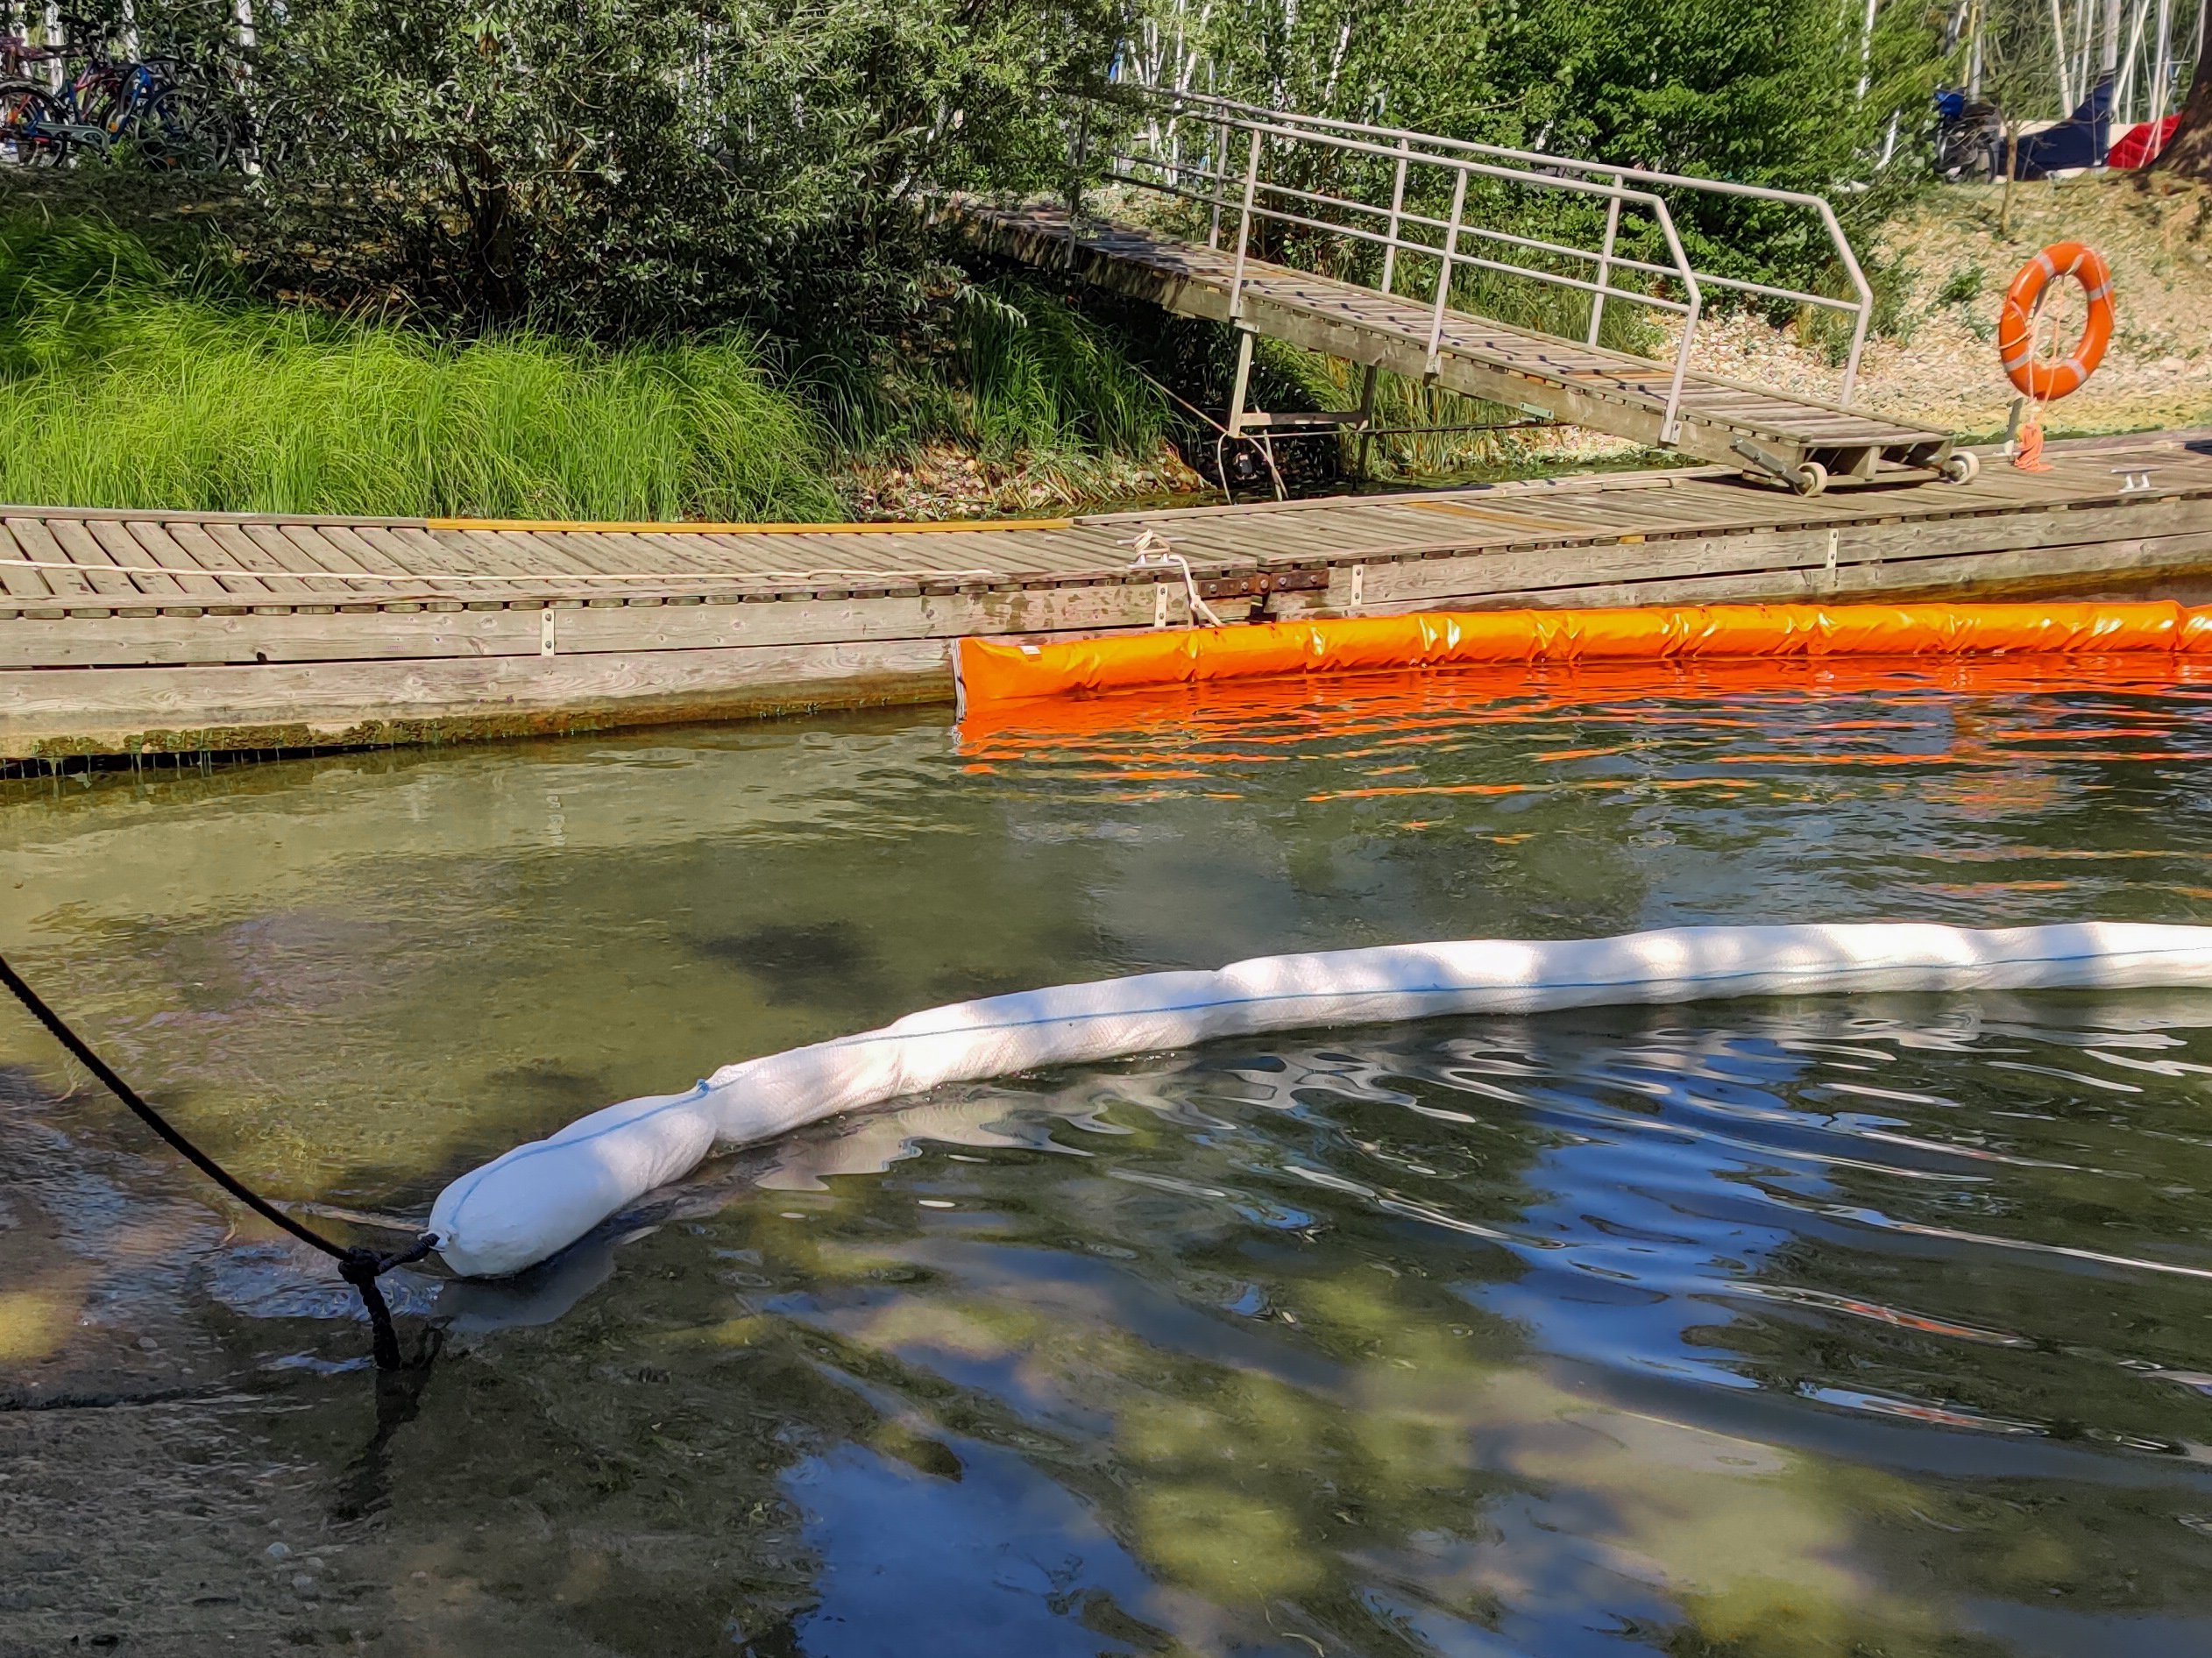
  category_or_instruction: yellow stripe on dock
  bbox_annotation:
[427,515,1077,535]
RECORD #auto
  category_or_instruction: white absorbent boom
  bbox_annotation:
[429,922,2212,1278]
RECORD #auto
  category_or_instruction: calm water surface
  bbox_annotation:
[6,660,2212,1656]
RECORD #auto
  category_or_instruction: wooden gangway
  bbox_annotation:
[0,429,2207,764]
[954,88,1959,493]
[961,202,1958,491]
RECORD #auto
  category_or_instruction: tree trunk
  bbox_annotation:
[2155,46,2212,177]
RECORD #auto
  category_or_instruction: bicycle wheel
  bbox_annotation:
[72,67,123,137]
[129,81,233,174]
[0,79,63,167]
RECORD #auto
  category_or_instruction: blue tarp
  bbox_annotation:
[2012,78,2112,178]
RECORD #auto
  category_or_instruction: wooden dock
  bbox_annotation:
[953,199,1956,486]
[2,429,2208,763]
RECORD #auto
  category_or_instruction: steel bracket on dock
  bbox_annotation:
[1195,569,1329,600]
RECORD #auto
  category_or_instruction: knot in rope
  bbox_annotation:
[337,1236,440,1371]
[337,1236,439,1291]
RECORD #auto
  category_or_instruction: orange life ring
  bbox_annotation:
[1997,242,2112,401]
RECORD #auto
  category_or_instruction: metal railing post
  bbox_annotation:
[1425,167,1469,376]
[1066,103,1093,218]
[1206,114,1227,248]
[1227,125,1262,322]
[1647,200,1702,446]
[1587,186,1621,347]
[1379,138,1409,296]
[1817,200,1875,405]
[1840,304,1870,407]
[1663,289,1701,447]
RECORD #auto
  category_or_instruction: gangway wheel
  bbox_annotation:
[1939,451,1981,485]
[1790,461,1829,498]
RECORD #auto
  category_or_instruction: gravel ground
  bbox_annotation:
[840,441,1209,521]
[1658,171,2212,440]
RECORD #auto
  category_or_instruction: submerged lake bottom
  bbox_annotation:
[5,657,2212,1656]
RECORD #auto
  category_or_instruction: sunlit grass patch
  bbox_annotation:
[0,212,840,522]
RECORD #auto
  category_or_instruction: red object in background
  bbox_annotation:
[2109,117,2181,167]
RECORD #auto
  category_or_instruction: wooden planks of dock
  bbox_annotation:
[2,429,2208,762]
[949,200,1955,484]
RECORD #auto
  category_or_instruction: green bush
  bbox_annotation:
[240,0,1131,335]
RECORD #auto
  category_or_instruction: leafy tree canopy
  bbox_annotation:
[35,0,1992,328]
[243,0,1131,331]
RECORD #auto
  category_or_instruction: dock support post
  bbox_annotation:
[1226,328,1256,439]
[1354,362,1380,481]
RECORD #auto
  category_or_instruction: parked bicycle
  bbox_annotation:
[0,15,237,173]
[1,33,89,167]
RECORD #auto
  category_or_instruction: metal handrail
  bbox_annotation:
[1135,162,1701,321]
[1195,151,1701,321]
[1181,167,1710,304]
[1095,126,1702,300]
[1088,102,1708,444]
[1082,82,1874,409]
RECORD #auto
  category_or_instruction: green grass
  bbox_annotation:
[798,278,1178,495]
[18,205,1663,521]
[0,213,1181,518]
[951,281,1172,458]
[0,213,842,521]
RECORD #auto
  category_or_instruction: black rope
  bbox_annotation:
[0,950,436,1371]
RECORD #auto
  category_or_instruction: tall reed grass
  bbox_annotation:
[951,283,1173,459]
[0,215,841,521]
[799,280,1176,488]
